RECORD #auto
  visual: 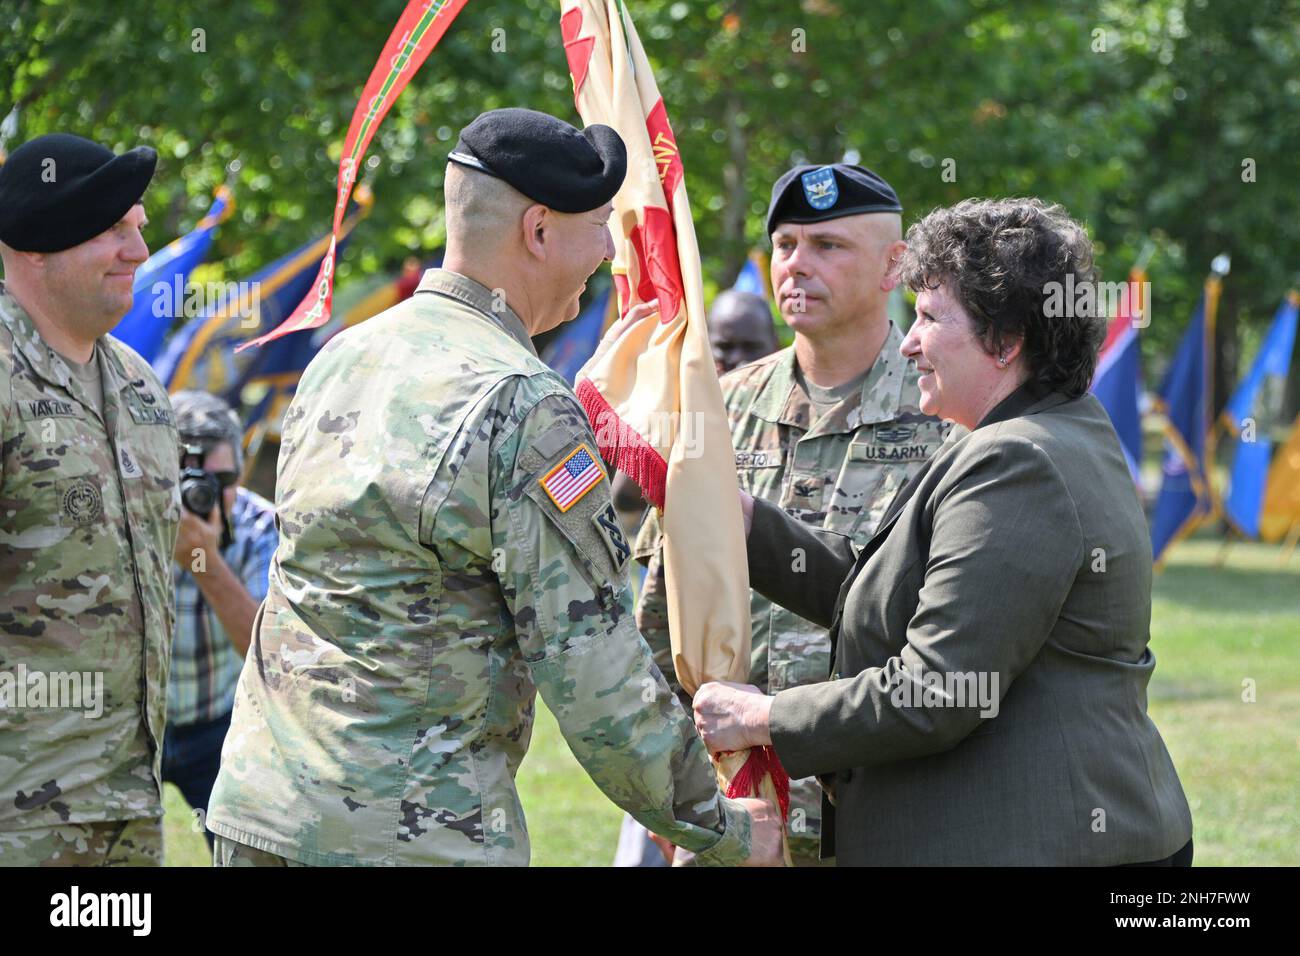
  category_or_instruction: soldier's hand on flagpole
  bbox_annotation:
[693,680,773,753]
[589,298,659,367]
[647,831,676,865]
[734,796,784,867]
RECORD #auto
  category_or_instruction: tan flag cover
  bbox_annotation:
[560,0,790,843]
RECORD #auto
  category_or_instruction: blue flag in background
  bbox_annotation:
[1150,282,1218,566]
[237,256,438,443]
[732,257,765,297]
[154,230,341,400]
[1090,270,1146,484]
[111,187,233,362]
[155,192,372,400]
[541,285,611,385]
[1223,292,1299,537]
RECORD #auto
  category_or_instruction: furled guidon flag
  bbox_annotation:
[561,0,790,855]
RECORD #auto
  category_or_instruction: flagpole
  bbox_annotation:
[1282,520,1300,565]
[1213,526,1236,568]
[1285,293,1300,567]
[1205,254,1230,524]
[1132,239,1156,276]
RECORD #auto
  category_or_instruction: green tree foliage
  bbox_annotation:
[3,0,1297,400]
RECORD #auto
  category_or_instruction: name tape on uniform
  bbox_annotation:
[735,449,784,469]
[19,397,85,420]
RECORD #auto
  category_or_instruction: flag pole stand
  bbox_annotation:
[1214,526,1236,568]
[1281,521,1300,566]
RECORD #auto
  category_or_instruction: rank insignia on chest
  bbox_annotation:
[539,443,605,512]
[118,444,142,479]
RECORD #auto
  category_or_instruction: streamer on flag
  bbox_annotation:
[561,0,790,860]
[239,0,469,350]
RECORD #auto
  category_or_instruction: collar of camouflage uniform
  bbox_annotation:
[0,281,132,399]
[746,322,910,436]
[415,268,535,355]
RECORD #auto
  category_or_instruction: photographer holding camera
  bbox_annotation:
[167,391,277,842]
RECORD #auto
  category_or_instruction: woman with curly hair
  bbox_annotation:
[692,198,1193,866]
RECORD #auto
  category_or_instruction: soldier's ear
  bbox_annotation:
[521,204,550,262]
[0,243,47,272]
[881,239,907,292]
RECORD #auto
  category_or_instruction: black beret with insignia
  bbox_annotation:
[448,108,626,214]
[766,163,902,236]
[0,133,157,253]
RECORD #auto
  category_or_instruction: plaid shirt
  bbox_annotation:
[168,486,278,727]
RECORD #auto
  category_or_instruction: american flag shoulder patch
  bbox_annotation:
[538,443,605,513]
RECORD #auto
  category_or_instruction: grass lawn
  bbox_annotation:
[163,532,1299,866]
[1144,535,1299,866]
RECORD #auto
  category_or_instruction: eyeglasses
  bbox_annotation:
[211,471,239,489]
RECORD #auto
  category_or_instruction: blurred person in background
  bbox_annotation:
[165,390,277,846]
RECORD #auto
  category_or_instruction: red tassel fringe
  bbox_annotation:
[576,377,669,509]
[724,745,791,822]
[575,382,790,821]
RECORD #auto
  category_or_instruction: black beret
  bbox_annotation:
[0,133,156,253]
[766,163,902,236]
[448,108,626,214]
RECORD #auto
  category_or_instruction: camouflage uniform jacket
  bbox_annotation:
[206,270,751,866]
[634,326,949,857]
[0,284,179,831]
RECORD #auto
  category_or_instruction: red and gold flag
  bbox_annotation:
[560,0,790,858]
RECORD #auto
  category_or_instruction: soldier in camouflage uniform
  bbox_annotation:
[0,134,179,866]
[206,108,779,866]
[635,164,950,865]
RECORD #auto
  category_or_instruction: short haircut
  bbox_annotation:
[443,162,534,253]
[898,197,1105,398]
[710,289,777,341]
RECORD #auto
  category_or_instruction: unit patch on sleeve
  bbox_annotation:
[592,502,631,570]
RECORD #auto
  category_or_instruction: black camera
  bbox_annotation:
[179,444,223,516]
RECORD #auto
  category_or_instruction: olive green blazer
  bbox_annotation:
[750,383,1193,865]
